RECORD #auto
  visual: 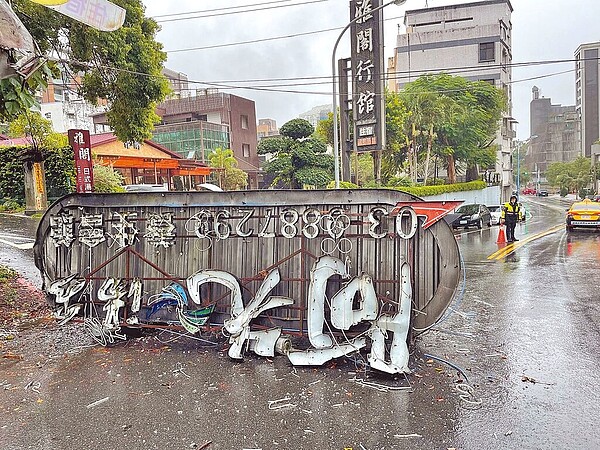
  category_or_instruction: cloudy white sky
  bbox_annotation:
[142,0,600,140]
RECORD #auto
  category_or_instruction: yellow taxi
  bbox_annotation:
[566,199,600,231]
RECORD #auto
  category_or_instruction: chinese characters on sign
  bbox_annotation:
[35,190,462,374]
[68,129,94,194]
[48,0,126,32]
[350,0,385,151]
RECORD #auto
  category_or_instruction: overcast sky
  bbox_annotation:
[142,0,600,140]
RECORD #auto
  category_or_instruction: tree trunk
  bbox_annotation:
[23,160,48,215]
[423,124,433,185]
[373,150,382,186]
[447,154,457,184]
[465,164,479,182]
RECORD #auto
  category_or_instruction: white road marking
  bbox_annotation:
[0,233,35,241]
[0,238,35,249]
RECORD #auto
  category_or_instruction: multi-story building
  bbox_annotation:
[528,86,580,176]
[152,91,261,189]
[92,91,261,189]
[299,105,332,129]
[388,0,514,201]
[575,42,600,158]
[257,118,278,139]
[39,74,105,133]
[162,67,190,99]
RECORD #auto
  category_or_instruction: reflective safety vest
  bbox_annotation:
[501,202,520,221]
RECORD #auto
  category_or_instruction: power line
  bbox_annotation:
[57,55,579,98]
[166,14,406,54]
[167,25,341,54]
[164,56,583,87]
[155,0,330,24]
[152,0,292,19]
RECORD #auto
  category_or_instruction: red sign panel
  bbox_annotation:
[68,129,94,193]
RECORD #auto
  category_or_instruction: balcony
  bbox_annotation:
[501,126,516,139]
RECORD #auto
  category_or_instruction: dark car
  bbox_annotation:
[537,190,549,197]
[451,204,492,229]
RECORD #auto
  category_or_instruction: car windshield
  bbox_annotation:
[571,203,600,211]
[487,206,501,212]
[456,205,479,214]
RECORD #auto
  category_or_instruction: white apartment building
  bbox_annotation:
[575,42,600,158]
[299,104,332,129]
[388,0,514,201]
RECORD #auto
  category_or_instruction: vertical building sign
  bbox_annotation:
[69,129,94,193]
[350,0,386,152]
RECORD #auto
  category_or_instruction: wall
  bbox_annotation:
[423,185,502,207]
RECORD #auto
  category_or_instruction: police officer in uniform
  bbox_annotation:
[501,195,521,242]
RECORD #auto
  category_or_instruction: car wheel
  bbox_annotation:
[477,219,483,229]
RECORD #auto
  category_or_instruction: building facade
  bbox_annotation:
[575,42,600,158]
[299,105,332,129]
[528,86,580,176]
[257,118,278,139]
[161,68,190,100]
[39,75,106,133]
[92,91,261,189]
[388,0,514,200]
[152,92,261,189]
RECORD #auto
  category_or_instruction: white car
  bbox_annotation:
[487,205,502,225]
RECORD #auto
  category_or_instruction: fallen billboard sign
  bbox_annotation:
[34,190,461,374]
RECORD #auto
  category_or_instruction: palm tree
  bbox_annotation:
[207,147,237,188]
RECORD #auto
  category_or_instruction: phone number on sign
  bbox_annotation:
[184,206,419,241]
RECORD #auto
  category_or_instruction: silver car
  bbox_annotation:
[487,205,502,225]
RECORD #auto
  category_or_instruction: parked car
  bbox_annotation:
[537,190,549,197]
[487,205,502,225]
[566,199,600,231]
[124,184,169,192]
[451,204,492,229]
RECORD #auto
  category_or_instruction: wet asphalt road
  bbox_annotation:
[1,198,600,450]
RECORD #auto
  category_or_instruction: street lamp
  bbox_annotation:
[332,0,408,188]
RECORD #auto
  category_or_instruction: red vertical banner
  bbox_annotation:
[68,129,94,193]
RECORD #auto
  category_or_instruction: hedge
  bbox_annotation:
[0,145,75,204]
[393,180,487,197]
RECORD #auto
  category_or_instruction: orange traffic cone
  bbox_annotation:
[496,225,506,244]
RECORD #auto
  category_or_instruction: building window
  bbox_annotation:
[242,143,250,158]
[241,115,249,129]
[479,42,495,62]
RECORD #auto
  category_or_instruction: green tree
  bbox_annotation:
[0,63,59,122]
[207,147,238,188]
[381,90,409,183]
[546,156,592,197]
[313,93,409,185]
[399,74,506,183]
[93,165,125,193]
[223,167,248,190]
[10,0,170,142]
[258,119,333,189]
[0,144,75,203]
[356,153,375,186]
[315,111,334,145]
[8,112,68,151]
